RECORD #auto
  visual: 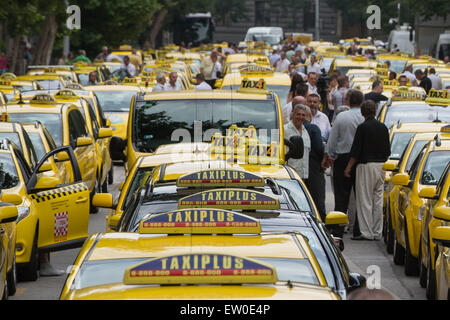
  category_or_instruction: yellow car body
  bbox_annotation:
[418,162,450,299]
[0,204,18,299]
[334,56,377,76]
[6,94,98,194]
[60,215,343,300]
[430,226,450,300]
[391,136,450,275]
[122,84,286,174]
[0,140,90,281]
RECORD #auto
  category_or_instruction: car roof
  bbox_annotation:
[142,89,274,101]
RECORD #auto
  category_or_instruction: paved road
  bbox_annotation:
[10,165,427,300]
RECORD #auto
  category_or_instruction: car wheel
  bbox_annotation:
[386,204,394,254]
[426,250,437,299]
[2,278,8,300]
[17,225,39,281]
[7,253,16,296]
[419,240,427,288]
[404,227,419,276]
[393,230,405,265]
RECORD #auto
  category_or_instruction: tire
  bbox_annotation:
[386,202,394,254]
[419,243,427,288]
[17,226,39,281]
[6,253,16,296]
[393,230,405,265]
[108,164,114,185]
[404,227,419,276]
[426,251,437,299]
[2,279,7,300]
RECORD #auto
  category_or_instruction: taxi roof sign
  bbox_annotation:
[178,188,280,210]
[30,93,56,104]
[177,169,265,188]
[391,87,426,102]
[239,64,273,75]
[425,89,450,105]
[138,209,261,234]
[54,89,78,100]
[441,125,450,133]
[237,78,270,94]
[123,253,278,285]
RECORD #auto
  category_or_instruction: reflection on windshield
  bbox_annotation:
[421,151,450,185]
[94,90,135,112]
[0,153,19,189]
[390,132,414,160]
[9,113,63,146]
[384,105,450,129]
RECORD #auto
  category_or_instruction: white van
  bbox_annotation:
[387,25,415,54]
[435,31,450,60]
[244,27,284,46]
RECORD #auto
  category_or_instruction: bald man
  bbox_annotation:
[283,95,307,124]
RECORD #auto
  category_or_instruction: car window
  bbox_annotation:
[36,79,63,90]
[383,104,450,129]
[420,151,450,185]
[68,109,89,144]
[122,166,155,210]
[0,153,20,189]
[94,90,136,112]
[390,132,415,160]
[0,132,23,151]
[408,146,426,182]
[275,179,312,212]
[26,132,46,162]
[22,130,38,168]
[404,140,429,172]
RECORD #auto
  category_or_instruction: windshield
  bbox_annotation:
[335,66,367,76]
[27,132,46,161]
[421,151,450,185]
[73,255,318,290]
[35,79,63,90]
[133,99,278,153]
[378,59,407,74]
[8,113,63,146]
[94,90,136,112]
[383,105,450,129]
[0,132,22,152]
[404,140,429,172]
[253,35,281,45]
[390,132,415,160]
[221,85,288,108]
[0,153,20,190]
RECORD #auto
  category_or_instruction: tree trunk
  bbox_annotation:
[41,15,58,64]
[149,8,168,49]
[10,35,20,74]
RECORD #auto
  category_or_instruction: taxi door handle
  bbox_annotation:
[0,227,5,234]
[75,197,88,204]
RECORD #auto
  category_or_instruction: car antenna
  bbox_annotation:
[432,111,441,123]
[18,92,24,105]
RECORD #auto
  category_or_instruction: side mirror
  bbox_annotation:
[431,226,450,247]
[92,193,113,208]
[325,211,349,225]
[105,119,111,127]
[38,161,53,173]
[418,186,437,199]
[108,214,121,230]
[348,273,366,291]
[433,206,450,222]
[0,205,18,224]
[1,193,23,205]
[284,136,304,161]
[391,173,410,186]
[382,159,398,172]
[55,151,69,162]
[98,127,113,139]
[110,136,126,161]
[77,136,94,147]
[34,176,61,190]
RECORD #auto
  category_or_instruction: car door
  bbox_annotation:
[67,108,97,193]
[25,146,90,251]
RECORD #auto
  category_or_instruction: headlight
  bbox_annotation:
[17,206,30,223]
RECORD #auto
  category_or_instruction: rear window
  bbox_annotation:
[390,132,414,160]
[420,150,450,185]
[384,104,450,129]
[9,113,63,146]
[133,99,278,153]
[0,132,22,151]
[94,90,135,112]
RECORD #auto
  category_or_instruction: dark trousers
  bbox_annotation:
[305,158,326,222]
[332,153,360,237]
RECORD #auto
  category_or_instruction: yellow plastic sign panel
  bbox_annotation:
[0,112,10,122]
[177,169,265,188]
[237,78,269,94]
[391,87,426,101]
[441,125,450,133]
[123,77,137,84]
[123,253,277,285]
[138,208,262,234]
[54,89,78,100]
[239,64,273,75]
[65,83,84,90]
[425,89,450,106]
[178,188,280,210]
[30,93,56,104]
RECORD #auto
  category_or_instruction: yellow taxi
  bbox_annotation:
[0,204,18,299]
[96,160,319,233]
[15,73,68,90]
[222,53,271,75]
[73,65,109,86]
[0,77,43,93]
[377,53,409,74]
[390,131,450,275]
[5,93,98,204]
[60,207,364,300]
[377,89,450,130]
[116,79,291,173]
[26,65,78,83]
[417,160,450,299]
[333,56,378,76]
[217,64,291,107]
[0,139,90,281]
[384,130,449,255]
[430,226,450,300]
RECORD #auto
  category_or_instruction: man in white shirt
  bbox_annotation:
[400,65,417,86]
[275,51,290,73]
[121,56,137,77]
[307,52,321,74]
[195,73,212,90]
[164,72,182,91]
[152,73,166,92]
[428,68,442,89]
[306,72,319,95]
[307,93,331,141]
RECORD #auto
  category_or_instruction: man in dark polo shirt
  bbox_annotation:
[364,80,388,104]
[414,69,432,94]
[344,100,390,240]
